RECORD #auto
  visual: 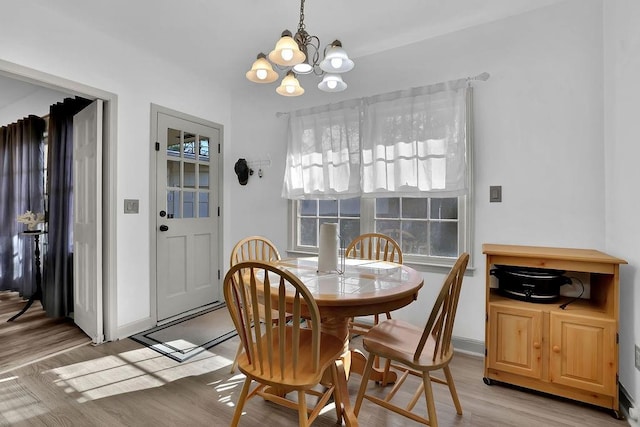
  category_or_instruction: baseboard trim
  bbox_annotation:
[116,317,155,341]
[452,336,484,357]
[620,385,638,426]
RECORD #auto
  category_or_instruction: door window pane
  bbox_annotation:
[167,128,180,157]
[167,160,181,187]
[199,164,209,189]
[184,162,196,188]
[199,192,209,218]
[183,191,195,218]
[199,136,210,162]
[184,133,195,157]
[167,190,180,219]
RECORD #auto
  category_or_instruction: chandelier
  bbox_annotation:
[245,0,354,97]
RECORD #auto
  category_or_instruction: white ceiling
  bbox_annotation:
[1,0,565,109]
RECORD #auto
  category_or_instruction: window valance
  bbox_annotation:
[282,78,472,200]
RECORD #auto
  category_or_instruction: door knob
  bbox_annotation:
[552,345,560,353]
[159,225,169,232]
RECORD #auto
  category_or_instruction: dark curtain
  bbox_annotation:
[44,97,91,318]
[0,116,46,297]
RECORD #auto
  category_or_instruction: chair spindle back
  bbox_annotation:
[345,233,403,264]
[224,261,322,380]
[415,252,469,362]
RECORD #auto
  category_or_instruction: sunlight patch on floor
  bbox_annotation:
[47,346,233,402]
[0,376,49,424]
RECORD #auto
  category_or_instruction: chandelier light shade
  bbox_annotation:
[245,0,354,97]
[245,53,279,83]
[268,30,306,67]
[276,71,304,97]
[317,73,347,92]
[319,41,354,74]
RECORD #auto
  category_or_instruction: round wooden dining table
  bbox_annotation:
[273,256,424,382]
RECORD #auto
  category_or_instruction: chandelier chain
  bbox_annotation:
[298,0,306,32]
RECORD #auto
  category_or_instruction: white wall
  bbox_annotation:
[0,2,232,331]
[230,0,607,340]
[604,0,640,413]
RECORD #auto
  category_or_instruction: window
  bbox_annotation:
[291,195,467,266]
[284,78,474,266]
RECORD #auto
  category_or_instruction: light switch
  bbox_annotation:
[124,199,139,214]
[489,186,502,203]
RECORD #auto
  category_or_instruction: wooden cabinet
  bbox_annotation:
[483,244,626,417]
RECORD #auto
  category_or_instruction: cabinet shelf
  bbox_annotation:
[483,244,626,416]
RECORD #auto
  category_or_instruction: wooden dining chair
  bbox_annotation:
[224,261,357,427]
[345,233,403,334]
[345,232,403,381]
[229,236,282,373]
[353,252,469,427]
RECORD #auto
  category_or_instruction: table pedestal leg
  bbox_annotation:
[321,317,397,384]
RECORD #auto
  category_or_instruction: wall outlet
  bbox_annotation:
[636,344,640,371]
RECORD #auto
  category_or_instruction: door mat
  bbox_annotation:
[131,304,237,362]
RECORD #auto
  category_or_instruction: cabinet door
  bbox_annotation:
[549,312,616,394]
[488,304,543,379]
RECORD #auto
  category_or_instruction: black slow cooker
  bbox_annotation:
[490,265,572,303]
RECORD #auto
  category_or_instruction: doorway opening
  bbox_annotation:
[0,59,118,342]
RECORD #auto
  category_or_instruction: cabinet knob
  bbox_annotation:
[552,345,560,353]
[533,342,541,349]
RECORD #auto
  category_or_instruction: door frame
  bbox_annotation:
[149,103,224,325]
[0,59,118,342]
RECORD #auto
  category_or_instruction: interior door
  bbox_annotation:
[73,99,104,344]
[156,112,220,321]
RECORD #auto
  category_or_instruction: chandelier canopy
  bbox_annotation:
[245,0,354,97]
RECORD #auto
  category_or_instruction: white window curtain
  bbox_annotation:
[282,78,471,199]
[362,81,469,198]
[282,99,362,200]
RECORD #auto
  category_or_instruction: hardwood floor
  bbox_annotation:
[0,291,91,375]
[0,322,625,427]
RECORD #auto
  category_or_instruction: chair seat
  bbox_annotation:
[238,327,345,389]
[363,319,453,371]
